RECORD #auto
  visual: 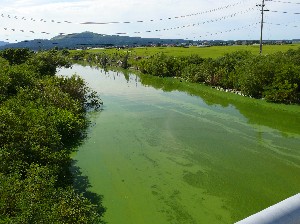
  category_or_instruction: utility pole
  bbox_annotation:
[259,0,265,54]
[257,0,270,54]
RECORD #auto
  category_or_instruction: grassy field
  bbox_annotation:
[85,43,300,58]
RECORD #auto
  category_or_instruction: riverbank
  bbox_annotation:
[72,60,300,136]
[137,72,300,135]
[71,46,300,104]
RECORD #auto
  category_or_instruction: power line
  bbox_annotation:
[1,7,257,39]
[2,1,298,43]
[0,21,260,43]
[265,21,300,27]
[199,22,260,38]
[1,23,260,44]
[2,27,50,35]
[80,0,250,25]
[0,0,251,25]
[0,13,71,24]
[130,7,257,35]
[269,10,300,14]
[270,0,300,4]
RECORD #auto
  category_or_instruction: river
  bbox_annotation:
[58,65,300,224]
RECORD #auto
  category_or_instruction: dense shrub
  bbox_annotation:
[139,53,183,77]
[264,64,300,103]
[181,64,205,83]
[181,54,205,65]
[0,48,33,65]
[236,56,275,98]
[215,51,253,89]
[0,49,104,223]
[234,53,300,103]
[137,48,300,104]
[26,49,71,76]
[0,165,101,224]
[5,64,38,96]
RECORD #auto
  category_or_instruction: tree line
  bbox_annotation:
[0,48,104,223]
[73,48,300,104]
[138,50,300,104]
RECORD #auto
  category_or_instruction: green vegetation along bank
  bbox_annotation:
[0,49,104,223]
[71,45,300,104]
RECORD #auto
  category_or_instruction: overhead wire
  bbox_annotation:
[265,21,300,27]
[270,0,300,4]
[98,6,258,36]
[1,6,258,40]
[2,27,50,35]
[80,0,251,25]
[2,23,261,44]
[3,0,298,43]
[255,0,300,41]
[0,0,251,25]
[266,0,300,13]
[198,22,260,39]
[269,10,300,14]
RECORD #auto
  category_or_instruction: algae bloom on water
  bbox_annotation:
[59,65,300,224]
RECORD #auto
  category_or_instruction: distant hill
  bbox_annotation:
[0,32,192,50]
[0,41,9,47]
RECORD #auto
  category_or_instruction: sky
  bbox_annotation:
[1,0,300,43]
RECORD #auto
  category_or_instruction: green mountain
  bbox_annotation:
[0,41,9,47]
[0,32,191,50]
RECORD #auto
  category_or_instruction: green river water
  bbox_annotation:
[58,65,300,224]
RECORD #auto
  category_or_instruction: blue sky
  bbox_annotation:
[1,0,299,42]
